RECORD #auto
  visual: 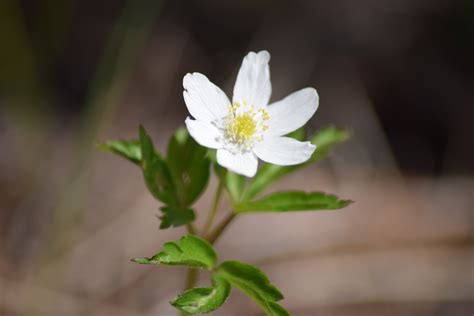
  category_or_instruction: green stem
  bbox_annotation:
[186,222,197,235]
[202,178,225,236]
[180,179,225,315]
[206,212,237,245]
[184,268,198,290]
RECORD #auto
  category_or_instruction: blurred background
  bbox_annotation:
[1,0,473,315]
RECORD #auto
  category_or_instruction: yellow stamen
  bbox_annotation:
[224,101,270,148]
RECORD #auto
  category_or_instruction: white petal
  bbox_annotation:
[266,88,319,136]
[217,149,258,177]
[233,51,271,108]
[185,117,222,149]
[183,73,230,122]
[253,136,316,166]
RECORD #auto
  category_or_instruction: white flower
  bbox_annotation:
[183,50,318,177]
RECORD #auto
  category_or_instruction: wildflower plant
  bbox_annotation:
[99,51,352,315]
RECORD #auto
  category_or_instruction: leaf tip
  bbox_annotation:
[138,124,148,139]
[95,139,105,149]
[342,199,354,207]
[131,257,152,264]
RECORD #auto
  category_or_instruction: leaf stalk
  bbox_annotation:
[202,177,225,236]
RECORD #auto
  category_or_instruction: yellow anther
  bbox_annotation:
[224,102,270,147]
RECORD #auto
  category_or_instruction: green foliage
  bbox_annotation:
[159,206,195,229]
[241,164,282,202]
[100,126,214,229]
[132,234,217,269]
[286,127,306,141]
[96,139,141,165]
[243,127,349,201]
[235,191,352,213]
[101,124,352,315]
[167,127,210,206]
[132,237,290,315]
[308,126,350,163]
[171,276,231,313]
[139,125,177,205]
[216,261,289,316]
[225,172,246,203]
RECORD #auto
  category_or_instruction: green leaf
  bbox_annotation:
[132,235,217,269]
[241,164,283,202]
[159,206,195,229]
[236,191,352,213]
[286,127,306,141]
[139,125,176,205]
[216,261,283,301]
[171,276,231,314]
[267,302,290,316]
[97,139,141,164]
[243,127,349,201]
[167,128,211,206]
[216,261,289,316]
[307,126,349,163]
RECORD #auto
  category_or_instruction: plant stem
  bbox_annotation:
[180,179,225,315]
[206,212,237,244]
[184,268,198,290]
[186,222,197,235]
[202,178,225,236]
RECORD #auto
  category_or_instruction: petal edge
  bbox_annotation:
[232,51,272,108]
[253,136,316,166]
[266,87,319,137]
[217,149,258,177]
[185,117,222,149]
[183,73,230,122]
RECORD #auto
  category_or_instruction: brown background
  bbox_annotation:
[1,0,473,315]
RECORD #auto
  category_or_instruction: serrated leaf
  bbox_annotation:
[243,127,349,201]
[139,125,176,205]
[216,261,283,301]
[167,127,210,206]
[236,191,352,213]
[132,235,217,269]
[171,276,231,314]
[159,206,195,229]
[216,261,288,316]
[97,139,141,164]
[267,302,290,316]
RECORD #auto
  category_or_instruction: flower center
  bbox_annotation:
[230,112,256,141]
[224,101,269,151]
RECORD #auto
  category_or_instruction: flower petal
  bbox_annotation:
[253,136,316,166]
[266,88,319,136]
[217,149,258,177]
[233,51,271,108]
[185,117,222,149]
[183,73,230,123]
